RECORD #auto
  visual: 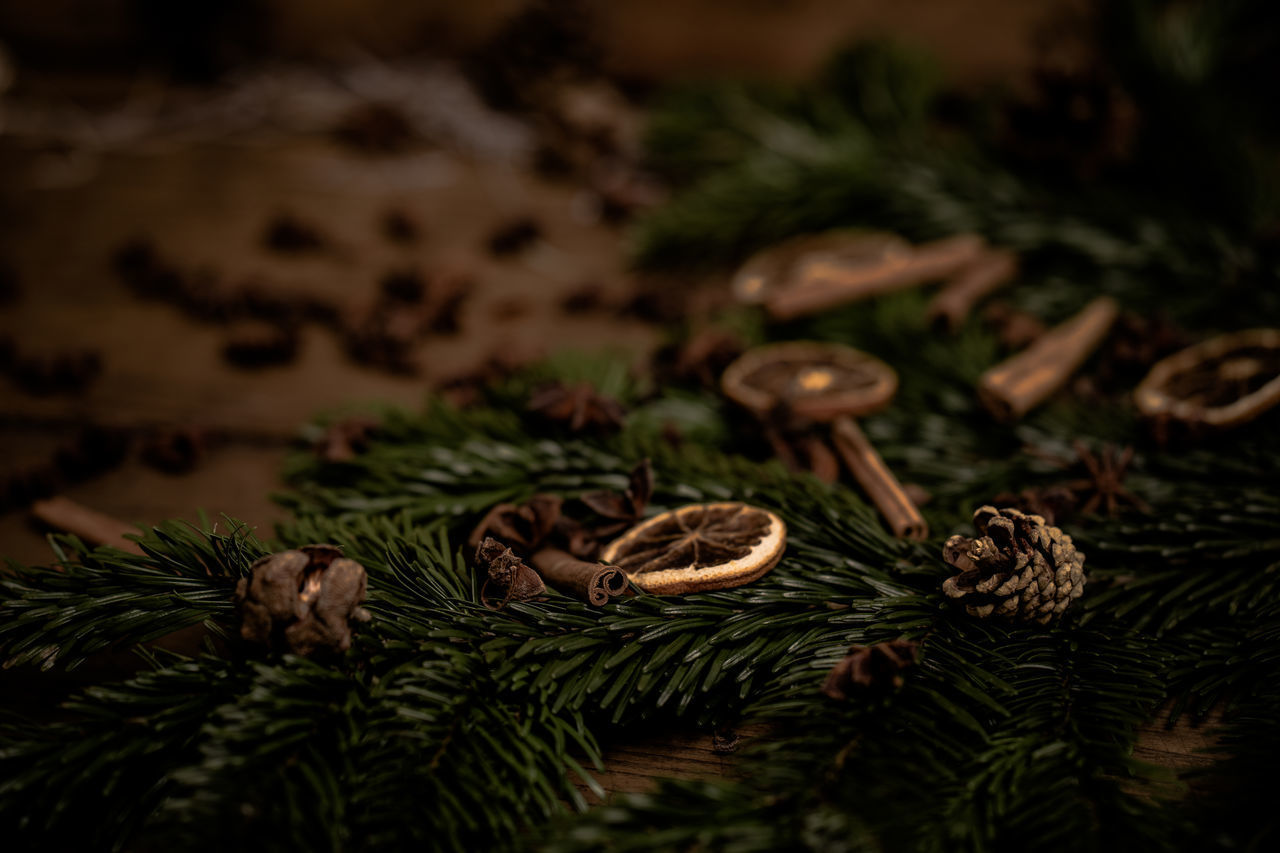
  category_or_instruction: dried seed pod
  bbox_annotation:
[476,536,546,609]
[468,494,564,553]
[942,506,1086,625]
[600,502,786,595]
[314,416,380,463]
[822,640,920,700]
[234,545,370,655]
[1134,328,1280,434]
[528,381,626,432]
[579,459,653,540]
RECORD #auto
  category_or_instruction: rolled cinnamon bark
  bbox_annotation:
[927,249,1018,332]
[531,547,628,605]
[978,295,1119,421]
[31,496,145,555]
[830,418,929,541]
[767,234,986,320]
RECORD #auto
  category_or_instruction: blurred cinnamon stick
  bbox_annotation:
[978,295,1119,421]
[531,547,628,605]
[927,249,1018,332]
[767,234,986,320]
[30,496,145,555]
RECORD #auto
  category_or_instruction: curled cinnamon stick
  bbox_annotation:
[30,496,145,555]
[978,295,1119,421]
[767,234,986,320]
[531,547,628,606]
[927,249,1018,332]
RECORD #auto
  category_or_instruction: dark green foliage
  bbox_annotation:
[3,332,1278,849]
[3,5,1280,848]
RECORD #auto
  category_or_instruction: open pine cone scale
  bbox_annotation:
[942,506,1085,625]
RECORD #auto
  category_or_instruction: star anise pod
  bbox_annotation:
[579,459,653,540]
[314,416,380,463]
[475,536,546,609]
[528,381,625,432]
[990,485,1078,525]
[468,494,564,554]
[1061,441,1150,517]
[822,640,920,701]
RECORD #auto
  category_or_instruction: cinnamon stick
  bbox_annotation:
[927,249,1018,332]
[830,418,928,541]
[531,547,628,605]
[978,295,1119,421]
[767,234,986,320]
[30,496,145,555]
[799,434,841,484]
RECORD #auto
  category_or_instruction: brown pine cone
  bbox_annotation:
[942,506,1085,625]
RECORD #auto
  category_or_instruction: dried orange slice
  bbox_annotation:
[599,502,787,595]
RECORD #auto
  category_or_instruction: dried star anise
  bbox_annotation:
[1062,441,1150,517]
[314,416,380,463]
[475,536,546,609]
[580,459,653,540]
[822,640,920,700]
[990,485,1079,525]
[468,494,564,554]
[528,381,625,432]
[234,545,370,655]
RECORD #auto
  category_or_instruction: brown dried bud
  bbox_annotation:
[942,506,1086,625]
[468,494,563,554]
[476,536,546,609]
[234,545,370,655]
[528,381,626,432]
[314,417,380,463]
[822,640,919,700]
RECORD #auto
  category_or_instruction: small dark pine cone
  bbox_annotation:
[234,545,370,656]
[822,640,919,700]
[942,506,1085,625]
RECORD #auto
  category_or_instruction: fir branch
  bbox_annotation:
[0,520,266,670]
